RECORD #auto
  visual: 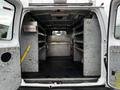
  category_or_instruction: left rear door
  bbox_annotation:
[0,0,22,90]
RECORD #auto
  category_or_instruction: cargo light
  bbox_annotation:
[53,31,62,36]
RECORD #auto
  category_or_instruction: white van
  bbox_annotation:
[0,0,119,90]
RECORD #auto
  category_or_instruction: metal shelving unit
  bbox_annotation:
[38,24,46,49]
[73,19,84,62]
[38,24,47,61]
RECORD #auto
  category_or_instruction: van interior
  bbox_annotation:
[20,9,101,83]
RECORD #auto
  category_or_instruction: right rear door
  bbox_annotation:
[107,0,120,89]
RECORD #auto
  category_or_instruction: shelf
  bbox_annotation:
[39,46,46,50]
[75,40,83,44]
[38,41,46,43]
[74,31,83,36]
[38,24,46,35]
[74,46,83,52]
[38,25,45,31]
[38,33,46,36]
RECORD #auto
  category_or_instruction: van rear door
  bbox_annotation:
[0,0,22,90]
[107,0,120,89]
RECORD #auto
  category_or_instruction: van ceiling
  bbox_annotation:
[30,10,91,34]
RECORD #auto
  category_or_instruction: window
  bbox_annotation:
[115,6,120,39]
[0,0,15,40]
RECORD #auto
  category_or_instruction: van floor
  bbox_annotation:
[39,56,83,78]
[22,56,83,78]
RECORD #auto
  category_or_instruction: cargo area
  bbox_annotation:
[20,9,101,83]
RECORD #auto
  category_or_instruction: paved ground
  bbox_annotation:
[18,87,113,90]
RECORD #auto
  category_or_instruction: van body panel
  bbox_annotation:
[20,6,107,87]
[0,1,109,89]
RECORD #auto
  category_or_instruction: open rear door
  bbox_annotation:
[0,0,22,90]
[107,0,120,89]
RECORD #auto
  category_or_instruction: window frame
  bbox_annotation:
[114,4,120,39]
[0,0,16,41]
